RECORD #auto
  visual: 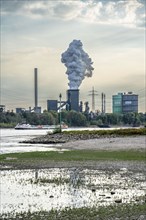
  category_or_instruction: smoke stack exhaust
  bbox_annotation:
[61,39,94,90]
[34,68,38,108]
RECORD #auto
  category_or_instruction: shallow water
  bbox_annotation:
[0,129,64,154]
[0,127,141,154]
[0,128,145,218]
[0,168,145,217]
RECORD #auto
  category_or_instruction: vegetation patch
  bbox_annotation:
[0,110,146,128]
[1,203,146,220]
[0,150,145,166]
[0,122,17,128]
[63,127,146,136]
[22,128,146,145]
[30,177,70,185]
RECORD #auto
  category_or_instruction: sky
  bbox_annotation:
[1,0,145,113]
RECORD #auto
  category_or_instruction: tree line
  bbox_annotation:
[0,110,145,128]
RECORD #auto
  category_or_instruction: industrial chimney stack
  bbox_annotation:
[67,89,79,111]
[34,68,38,108]
[34,68,41,113]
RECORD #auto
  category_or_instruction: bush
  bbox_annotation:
[52,127,62,134]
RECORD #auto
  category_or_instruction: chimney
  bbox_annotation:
[34,68,38,108]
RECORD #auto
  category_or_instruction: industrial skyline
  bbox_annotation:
[1,0,145,112]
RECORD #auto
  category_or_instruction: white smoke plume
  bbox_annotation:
[61,39,94,90]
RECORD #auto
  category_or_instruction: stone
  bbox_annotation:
[91,188,96,192]
[115,199,122,203]
[138,215,146,220]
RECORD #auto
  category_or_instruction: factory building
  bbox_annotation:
[112,93,122,113]
[67,89,79,112]
[47,89,80,112]
[112,92,138,113]
[16,108,26,113]
[47,100,58,111]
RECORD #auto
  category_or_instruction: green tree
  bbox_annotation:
[60,110,68,124]
[123,113,135,125]
[67,111,87,126]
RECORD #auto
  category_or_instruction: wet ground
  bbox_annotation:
[61,136,146,151]
[1,167,146,218]
[0,129,146,219]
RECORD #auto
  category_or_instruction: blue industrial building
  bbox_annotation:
[112,92,138,113]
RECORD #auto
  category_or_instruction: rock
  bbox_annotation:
[5,157,17,160]
[111,191,115,195]
[91,188,96,192]
[138,215,146,220]
[120,167,128,172]
[115,199,122,203]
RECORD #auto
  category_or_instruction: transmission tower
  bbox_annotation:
[88,87,98,112]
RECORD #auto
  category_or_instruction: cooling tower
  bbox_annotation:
[67,89,79,112]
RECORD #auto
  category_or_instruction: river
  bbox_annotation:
[0,128,61,154]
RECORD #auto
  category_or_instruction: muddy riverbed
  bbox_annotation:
[0,130,146,219]
[1,167,146,219]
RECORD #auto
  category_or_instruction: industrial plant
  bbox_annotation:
[12,39,138,115]
[112,92,138,114]
[47,40,95,113]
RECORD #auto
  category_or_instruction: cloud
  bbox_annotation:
[1,1,145,112]
[52,1,82,19]
[0,0,23,13]
[1,0,145,27]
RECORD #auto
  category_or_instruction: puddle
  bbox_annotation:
[0,168,145,218]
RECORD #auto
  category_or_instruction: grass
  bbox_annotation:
[0,149,145,164]
[30,177,70,185]
[1,203,146,219]
[0,122,16,128]
[63,127,146,136]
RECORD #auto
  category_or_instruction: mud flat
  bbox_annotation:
[0,130,146,219]
[1,167,146,220]
[16,135,146,172]
[0,135,145,172]
[61,136,146,151]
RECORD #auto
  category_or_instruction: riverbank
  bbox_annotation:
[0,137,145,171]
[0,128,145,170]
[0,129,146,220]
[2,203,146,220]
[20,128,146,145]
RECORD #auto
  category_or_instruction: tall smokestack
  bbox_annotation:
[101,93,106,114]
[34,68,38,108]
[67,89,79,111]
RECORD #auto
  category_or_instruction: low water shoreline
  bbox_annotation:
[0,129,146,219]
[0,135,145,172]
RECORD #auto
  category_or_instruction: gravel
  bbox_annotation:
[61,136,146,151]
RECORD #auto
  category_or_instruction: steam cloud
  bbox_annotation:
[61,39,94,90]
